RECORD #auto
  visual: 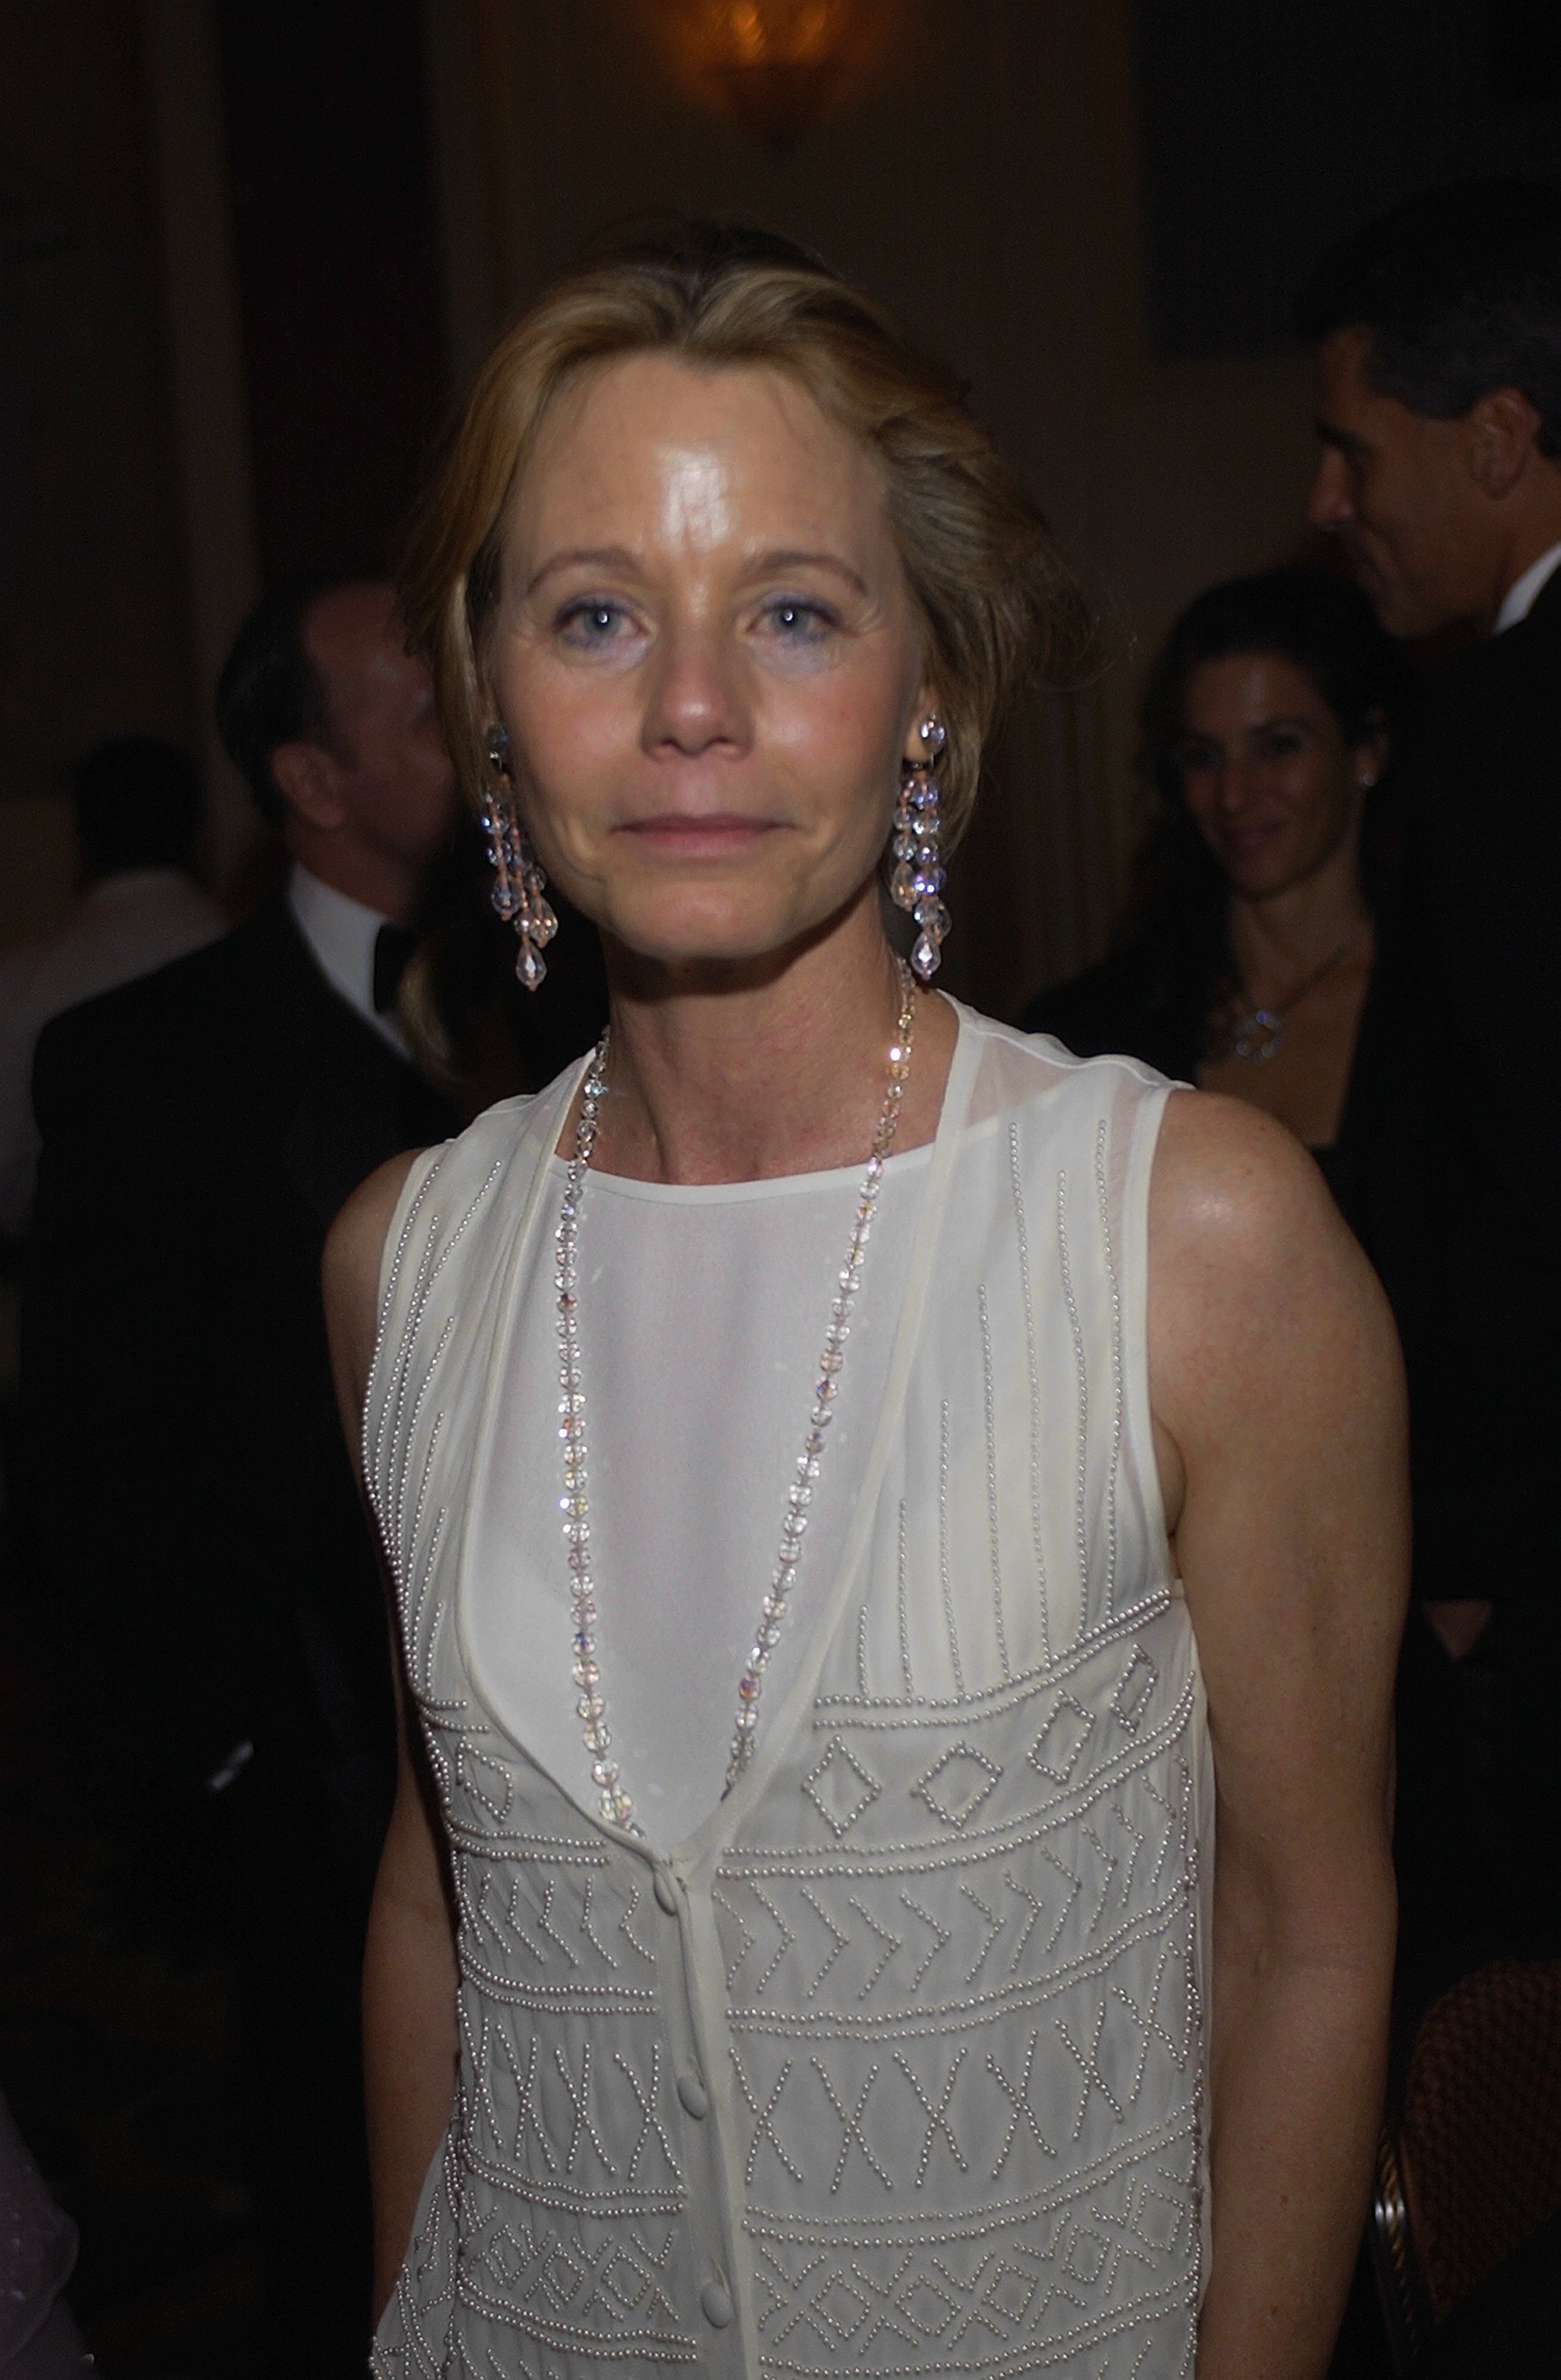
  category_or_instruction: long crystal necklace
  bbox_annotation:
[555,962,918,1831]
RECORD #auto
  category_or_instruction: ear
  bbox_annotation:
[1352,716,1391,790]
[1467,387,1544,502]
[270,739,349,832]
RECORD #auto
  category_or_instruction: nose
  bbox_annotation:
[641,619,751,761]
[1213,756,1252,816]
[1307,447,1353,533]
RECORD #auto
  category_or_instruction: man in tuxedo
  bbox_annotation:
[21,576,460,2371]
[1297,184,1561,1999]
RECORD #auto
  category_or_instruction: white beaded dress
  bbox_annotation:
[366,1004,1211,2380]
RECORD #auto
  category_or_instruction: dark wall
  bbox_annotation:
[1135,0,1561,359]
[0,1,196,810]
[214,0,446,585]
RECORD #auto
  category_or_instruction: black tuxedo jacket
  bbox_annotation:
[1349,566,1561,1601]
[20,896,456,1835]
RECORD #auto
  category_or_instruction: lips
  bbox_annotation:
[616,812,778,851]
[1335,535,1383,592]
[1216,820,1283,857]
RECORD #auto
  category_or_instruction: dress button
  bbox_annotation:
[677,2069,709,2119]
[700,2281,734,2329]
[653,1868,679,1915]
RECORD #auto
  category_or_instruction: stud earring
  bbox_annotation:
[890,714,950,981]
[482,727,557,991]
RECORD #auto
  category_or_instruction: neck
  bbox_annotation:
[1481,483,1561,631]
[585,888,958,1184]
[286,831,421,925]
[81,862,180,890]
[1225,838,1372,1006]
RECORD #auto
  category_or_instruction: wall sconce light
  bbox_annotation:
[637,1,898,154]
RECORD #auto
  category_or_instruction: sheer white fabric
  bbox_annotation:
[468,1147,932,1848]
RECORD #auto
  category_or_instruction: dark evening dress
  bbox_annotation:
[1020,944,1364,1226]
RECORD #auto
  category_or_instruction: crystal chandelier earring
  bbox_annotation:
[482,726,557,991]
[890,714,950,981]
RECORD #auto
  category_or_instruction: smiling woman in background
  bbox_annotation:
[1028,565,1403,1226]
[323,229,1405,2380]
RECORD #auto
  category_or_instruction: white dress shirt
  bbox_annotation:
[1493,538,1561,634]
[286,865,408,1057]
[0,868,225,1236]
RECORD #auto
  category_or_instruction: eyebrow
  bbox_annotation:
[750,549,870,596]
[1314,417,1367,456]
[525,546,638,596]
[1178,714,1318,744]
[523,545,872,599]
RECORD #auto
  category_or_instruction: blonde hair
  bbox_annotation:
[399,225,1088,848]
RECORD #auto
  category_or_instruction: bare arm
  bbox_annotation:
[1148,1094,1407,2380]
[323,1156,460,2323]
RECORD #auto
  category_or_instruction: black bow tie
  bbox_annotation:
[373,924,416,1014]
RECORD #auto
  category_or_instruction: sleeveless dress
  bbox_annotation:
[366,1004,1212,2380]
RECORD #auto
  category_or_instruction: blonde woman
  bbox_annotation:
[326,226,1407,2380]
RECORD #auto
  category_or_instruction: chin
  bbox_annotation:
[1371,591,1428,639]
[1338,548,1415,639]
[1356,567,1443,642]
[596,891,828,971]
[1223,856,1301,901]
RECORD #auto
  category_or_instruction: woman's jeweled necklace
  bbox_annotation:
[1223,935,1365,1064]
[555,963,919,1831]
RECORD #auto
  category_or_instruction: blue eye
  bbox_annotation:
[558,600,631,646]
[764,598,833,640]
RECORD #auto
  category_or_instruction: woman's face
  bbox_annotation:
[1175,652,1384,901]
[487,352,933,970]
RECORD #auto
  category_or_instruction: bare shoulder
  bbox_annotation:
[1149,1082,1357,1271]
[323,1149,432,1430]
[1148,1085,1386,1344]
[1146,1089,1404,1523]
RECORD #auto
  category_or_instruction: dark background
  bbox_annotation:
[1,4,1557,2367]
[214,0,444,586]
[1138,0,1561,357]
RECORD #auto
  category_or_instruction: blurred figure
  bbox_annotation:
[0,736,222,1237]
[0,2094,91,2377]
[1296,182,1561,2369]
[20,575,461,2375]
[1026,565,1400,1226]
[1297,177,1561,1624]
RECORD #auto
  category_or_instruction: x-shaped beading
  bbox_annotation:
[732,2048,804,2186]
[811,2056,893,2191]
[986,2028,1058,2176]
[892,2046,970,2182]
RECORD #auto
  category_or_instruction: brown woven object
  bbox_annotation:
[1398,1958,1561,2323]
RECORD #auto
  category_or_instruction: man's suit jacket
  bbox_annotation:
[1350,566,1561,1602]
[20,895,456,1861]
